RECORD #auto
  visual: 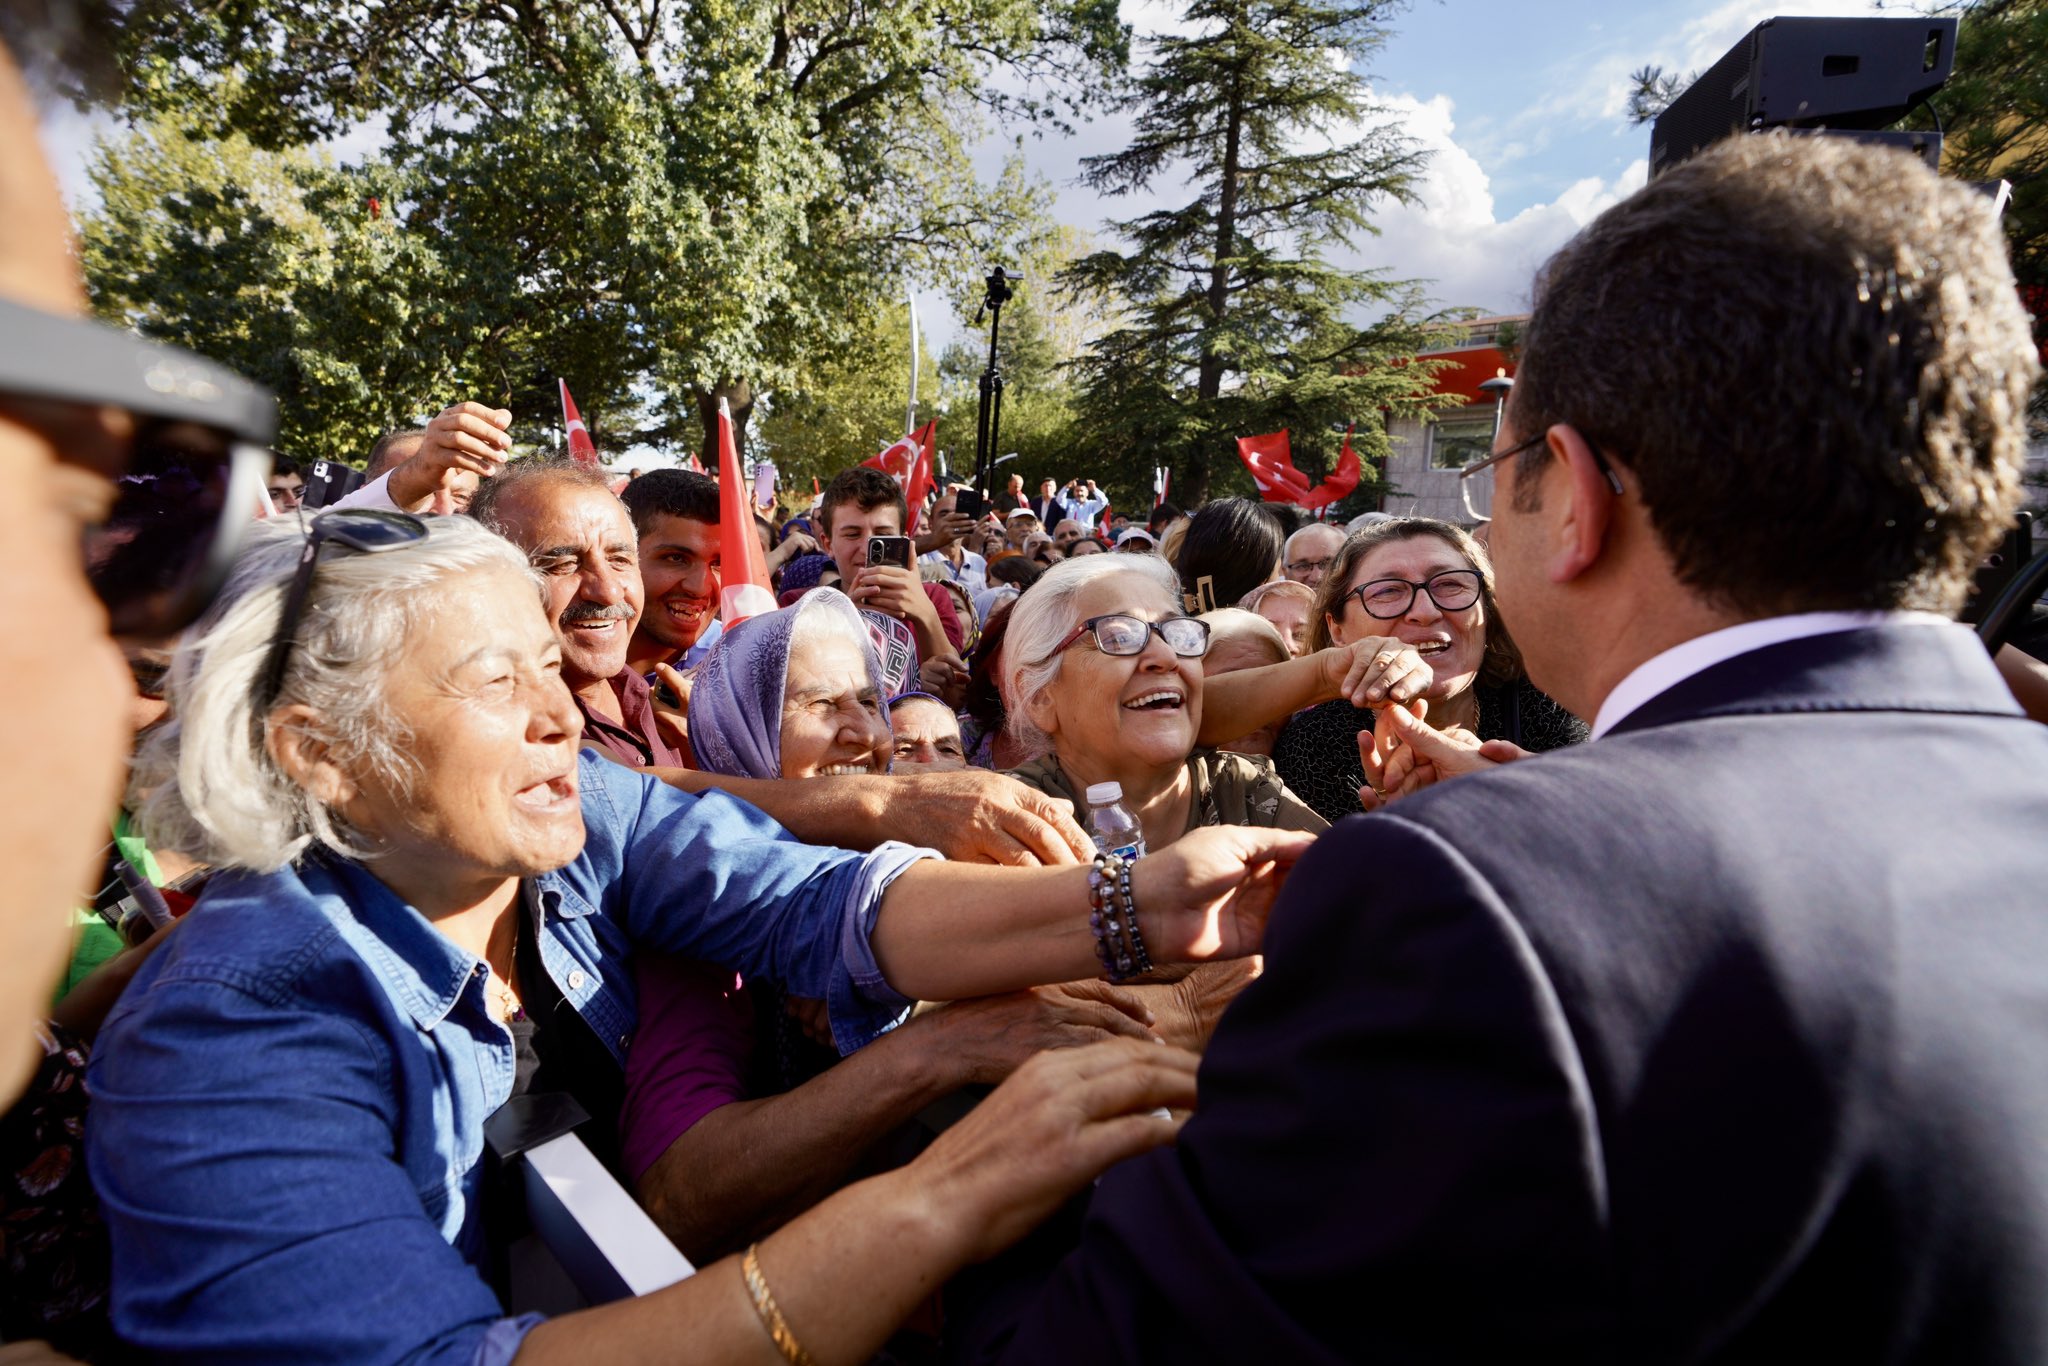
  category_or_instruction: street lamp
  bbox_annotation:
[1464,372,1514,524]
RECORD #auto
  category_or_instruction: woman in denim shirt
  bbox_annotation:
[89,515,1310,1364]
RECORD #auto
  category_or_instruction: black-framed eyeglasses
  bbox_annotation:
[1458,430,1627,494]
[1343,569,1484,621]
[255,511,429,710]
[0,297,280,639]
[1285,555,1334,577]
[1044,613,1211,661]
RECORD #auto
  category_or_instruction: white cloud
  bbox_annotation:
[1336,91,1645,317]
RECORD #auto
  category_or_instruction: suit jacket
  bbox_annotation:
[1002,623,2048,1364]
[1031,495,1063,526]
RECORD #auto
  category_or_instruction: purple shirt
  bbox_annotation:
[575,669,686,769]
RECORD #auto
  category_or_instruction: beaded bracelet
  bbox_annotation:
[1088,852,1153,982]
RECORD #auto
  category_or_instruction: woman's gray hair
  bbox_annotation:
[133,515,540,872]
[998,554,1182,760]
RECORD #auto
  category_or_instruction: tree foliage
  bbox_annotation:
[56,0,1124,460]
[1059,0,1451,507]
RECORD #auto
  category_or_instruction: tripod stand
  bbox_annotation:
[961,264,1021,520]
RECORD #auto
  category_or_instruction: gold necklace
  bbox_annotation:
[489,918,525,1024]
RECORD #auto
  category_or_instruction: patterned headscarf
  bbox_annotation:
[778,552,833,594]
[688,588,885,780]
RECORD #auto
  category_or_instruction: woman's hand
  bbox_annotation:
[1319,636,1434,708]
[876,771,1095,866]
[913,981,1160,1085]
[1130,825,1315,962]
[910,1038,1199,1261]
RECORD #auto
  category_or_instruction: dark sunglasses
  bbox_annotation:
[256,511,430,710]
[1045,613,1211,661]
[0,297,278,640]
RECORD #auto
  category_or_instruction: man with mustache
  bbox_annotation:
[469,460,683,767]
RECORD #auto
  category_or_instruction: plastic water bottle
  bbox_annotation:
[1084,781,1147,862]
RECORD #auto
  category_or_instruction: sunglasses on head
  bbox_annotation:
[0,297,279,640]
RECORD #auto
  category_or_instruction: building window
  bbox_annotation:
[1428,412,1493,470]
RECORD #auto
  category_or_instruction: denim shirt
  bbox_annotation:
[86,753,931,1365]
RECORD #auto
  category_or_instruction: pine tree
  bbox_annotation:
[1062,0,1450,506]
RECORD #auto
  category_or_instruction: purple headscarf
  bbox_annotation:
[688,588,887,780]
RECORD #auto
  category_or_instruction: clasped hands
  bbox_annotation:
[1356,699,1534,811]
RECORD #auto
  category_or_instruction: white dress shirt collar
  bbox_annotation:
[1589,610,1954,740]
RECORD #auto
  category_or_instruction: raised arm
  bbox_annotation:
[1198,637,1435,746]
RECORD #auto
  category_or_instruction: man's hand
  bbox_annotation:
[649,661,695,766]
[767,530,819,571]
[879,770,1094,866]
[1357,700,1533,809]
[1318,636,1433,708]
[851,563,928,622]
[915,510,976,555]
[387,402,511,512]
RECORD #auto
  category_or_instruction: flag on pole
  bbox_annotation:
[559,380,600,467]
[864,421,936,534]
[1234,430,1313,503]
[715,398,777,626]
[686,451,707,475]
[1153,465,1171,509]
[1300,425,1363,511]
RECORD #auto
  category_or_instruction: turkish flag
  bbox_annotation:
[715,399,777,625]
[559,379,600,467]
[1300,425,1363,511]
[864,421,936,534]
[1235,430,1313,502]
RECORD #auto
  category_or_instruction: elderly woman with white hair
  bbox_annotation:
[1001,555,1326,851]
[86,512,1312,1364]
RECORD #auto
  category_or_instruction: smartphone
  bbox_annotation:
[954,487,985,521]
[301,460,365,509]
[867,535,914,570]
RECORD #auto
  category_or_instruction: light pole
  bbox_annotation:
[1464,372,1514,524]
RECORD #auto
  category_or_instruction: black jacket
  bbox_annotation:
[1003,622,2048,1364]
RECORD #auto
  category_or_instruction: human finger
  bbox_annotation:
[1478,740,1535,764]
[1005,789,1093,865]
[1051,978,1157,1029]
[1382,702,1489,775]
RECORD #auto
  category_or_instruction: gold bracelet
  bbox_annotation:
[742,1243,816,1366]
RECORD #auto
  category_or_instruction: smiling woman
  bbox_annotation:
[688,589,892,781]
[1274,516,1585,822]
[90,514,1314,1364]
[1000,556,1325,854]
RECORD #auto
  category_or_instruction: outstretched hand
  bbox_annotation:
[388,402,511,512]
[884,769,1095,866]
[911,1038,1200,1261]
[1132,824,1316,961]
[1321,635,1434,708]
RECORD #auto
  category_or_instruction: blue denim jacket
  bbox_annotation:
[87,753,930,1365]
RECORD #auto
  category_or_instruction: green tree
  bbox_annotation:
[1060,0,1450,507]
[52,0,1128,460]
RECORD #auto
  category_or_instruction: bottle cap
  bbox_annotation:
[1085,782,1124,805]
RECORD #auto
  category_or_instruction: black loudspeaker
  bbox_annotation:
[1650,16,1956,178]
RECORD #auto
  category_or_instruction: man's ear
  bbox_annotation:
[265,705,357,810]
[1543,424,1619,586]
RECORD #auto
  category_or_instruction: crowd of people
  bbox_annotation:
[6,27,2048,1365]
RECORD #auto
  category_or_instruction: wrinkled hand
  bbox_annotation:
[1134,958,1262,1053]
[917,980,1159,1085]
[911,1038,1199,1261]
[917,651,969,709]
[882,770,1094,866]
[390,402,511,511]
[1131,825,1316,961]
[767,530,819,571]
[1320,635,1433,708]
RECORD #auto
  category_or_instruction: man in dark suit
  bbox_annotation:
[995,134,2048,1362]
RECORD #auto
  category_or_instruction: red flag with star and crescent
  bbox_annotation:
[559,379,600,467]
[1235,430,1314,503]
[863,421,936,534]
